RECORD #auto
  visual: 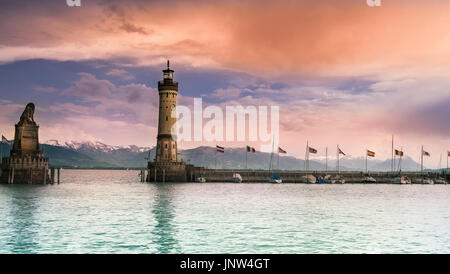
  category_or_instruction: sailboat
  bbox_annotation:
[331,145,346,184]
[434,153,448,184]
[269,138,282,184]
[300,141,316,183]
[414,146,434,184]
[269,174,282,184]
[389,148,411,184]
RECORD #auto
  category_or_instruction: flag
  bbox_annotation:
[1,135,8,143]
[367,150,375,157]
[395,149,404,157]
[216,145,224,153]
[338,147,346,156]
[308,147,317,154]
[422,150,430,157]
[246,146,256,153]
[278,147,287,154]
[448,151,450,157]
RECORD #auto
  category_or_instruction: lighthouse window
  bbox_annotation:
[166,93,168,98]
[165,144,168,148]
[166,116,168,121]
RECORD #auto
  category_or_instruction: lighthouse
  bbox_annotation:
[155,60,178,163]
[147,61,188,182]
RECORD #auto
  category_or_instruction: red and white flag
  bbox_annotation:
[422,150,430,157]
[338,147,346,156]
[308,147,317,154]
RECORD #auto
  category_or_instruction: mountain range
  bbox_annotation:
[0,140,431,171]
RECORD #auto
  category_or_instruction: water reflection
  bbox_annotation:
[151,184,180,253]
[6,186,41,253]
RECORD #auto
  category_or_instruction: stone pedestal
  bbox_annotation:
[0,156,51,184]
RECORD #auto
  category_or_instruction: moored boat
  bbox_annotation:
[434,177,447,184]
[363,176,377,183]
[324,175,334,184]
[197,176,206,183]
[316,176,325,184]
[232,173,243,183]
[300,174,316,184]
[270,174,282,184]
[412,177,434,184]
[334,175,346,184]
[390,175,411,184]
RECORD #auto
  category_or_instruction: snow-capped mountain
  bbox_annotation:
[44,140,151,153]
[3,140,421,170]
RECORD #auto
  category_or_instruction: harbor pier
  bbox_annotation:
[141,167,448,184]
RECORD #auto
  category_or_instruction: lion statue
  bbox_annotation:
[18,103,36,125]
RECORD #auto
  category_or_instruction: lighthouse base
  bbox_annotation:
[147,161,194,182]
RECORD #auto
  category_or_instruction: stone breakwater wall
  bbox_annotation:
[140,166,448,183]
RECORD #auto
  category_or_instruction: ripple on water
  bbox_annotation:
[1,170,450,253]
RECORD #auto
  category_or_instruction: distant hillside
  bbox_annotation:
[179,146,326,170]
[0,141,427,171]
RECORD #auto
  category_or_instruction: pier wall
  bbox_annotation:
[194,170,436,183]
[141,166,447,183]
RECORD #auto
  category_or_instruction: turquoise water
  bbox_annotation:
[0,170,449,254]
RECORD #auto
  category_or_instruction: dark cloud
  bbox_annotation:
[393,97,450,136]
[119,21,150,35]
[62,72,114,99]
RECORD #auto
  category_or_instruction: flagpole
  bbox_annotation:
[391,134,394,173]
[0,135,3,164]
[246,147,249,182]
[365,148,368,173]
[0,136,3,164]
[277,149,280,170]
[215,149,217,170]
[337,144,339,173]
[307,140,309,173]
[326,146,328,172]
[421,145,423,176]
[246,147,248,170]
[304,141,307,171]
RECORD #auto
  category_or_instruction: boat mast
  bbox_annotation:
[269,137,274,172]
[391,134,394,173]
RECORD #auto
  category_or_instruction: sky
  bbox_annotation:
[0,0,449,168]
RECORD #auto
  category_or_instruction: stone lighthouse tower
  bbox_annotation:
[147,61,188,182]
[155,60,178,163]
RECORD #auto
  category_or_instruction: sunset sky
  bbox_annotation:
[0,0,449,167]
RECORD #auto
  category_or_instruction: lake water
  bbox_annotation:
[0,170,449,254]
